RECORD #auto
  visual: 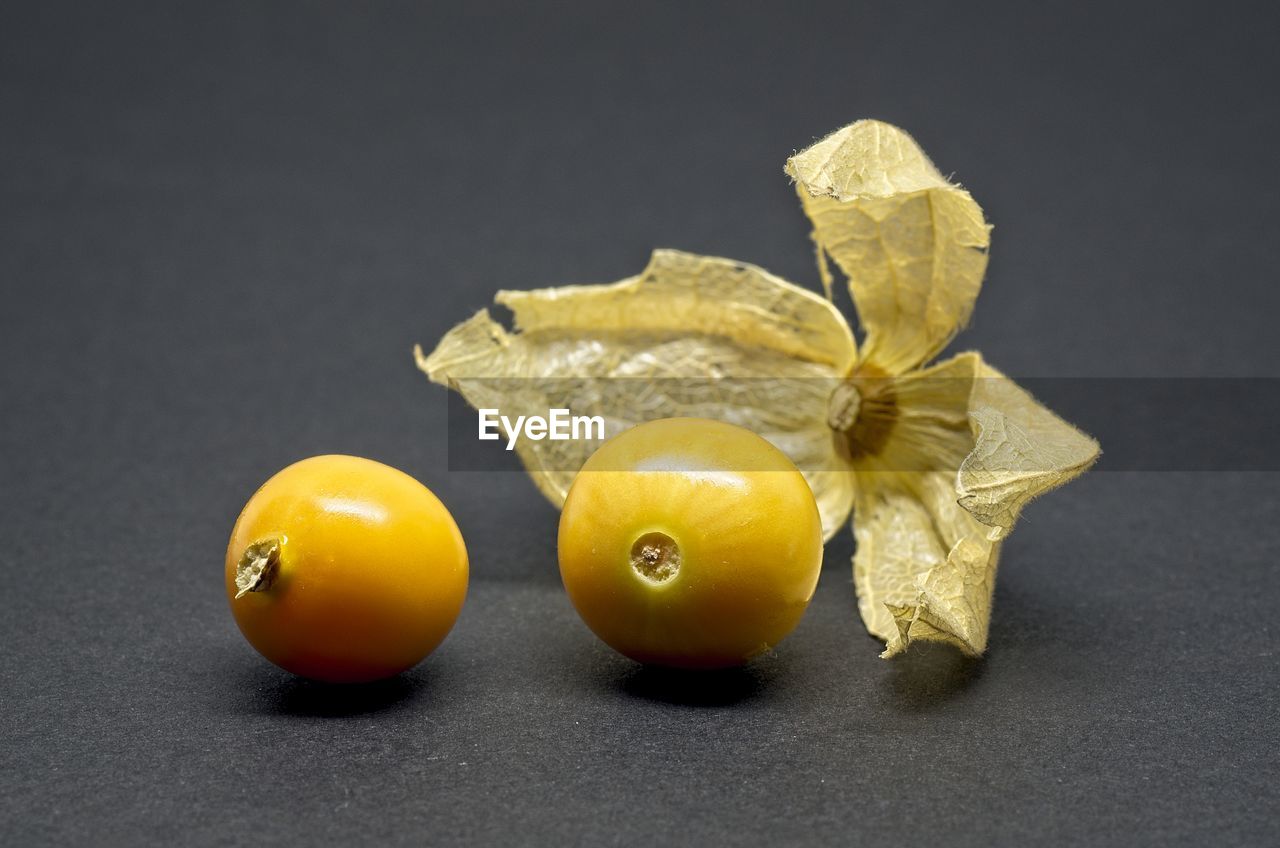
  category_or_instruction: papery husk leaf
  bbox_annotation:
[497,249,857,374]
[850,352,1099,656]
[416,249,858,540]
[959,357,1101,537]
[853,472,999,657]
[786,120,991,376]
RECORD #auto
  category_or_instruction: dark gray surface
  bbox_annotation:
[2,2,1278,845]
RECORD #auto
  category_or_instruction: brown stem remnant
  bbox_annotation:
[828,365,898,462]
[235,536,284,599]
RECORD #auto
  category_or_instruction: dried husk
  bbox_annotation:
[417,250,858,540]
[416,119,1099,659]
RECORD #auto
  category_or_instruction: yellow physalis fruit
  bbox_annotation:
[226,455,469,682]
[416,119,1099,660]
[557,418,823,669]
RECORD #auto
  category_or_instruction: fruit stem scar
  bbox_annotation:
[235,536,284,598]
[630,532,680,583]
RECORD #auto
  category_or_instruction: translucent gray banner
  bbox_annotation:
[440,378,1280,472]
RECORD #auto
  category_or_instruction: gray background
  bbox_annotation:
[2,2,1277,845]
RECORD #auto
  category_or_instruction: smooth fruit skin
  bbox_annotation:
[225,455,467,683]
[557,418,823,669]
